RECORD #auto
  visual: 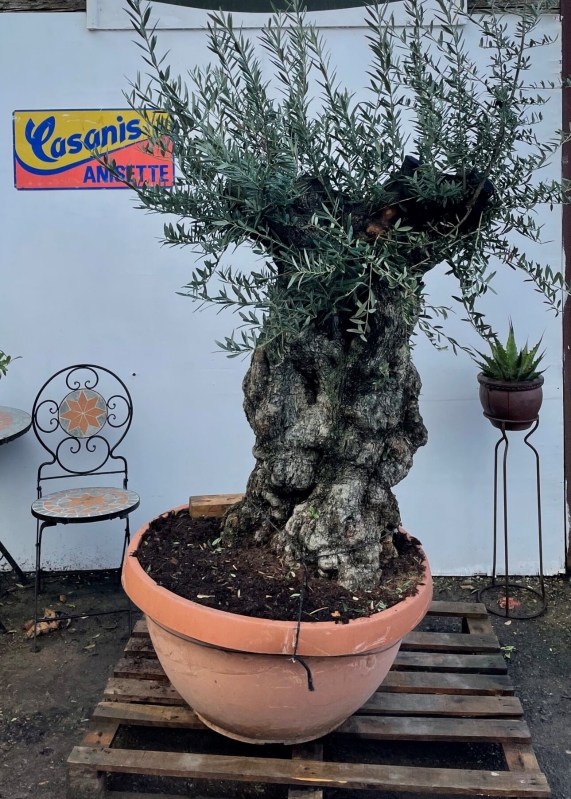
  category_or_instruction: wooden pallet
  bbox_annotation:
[67,601,549,798]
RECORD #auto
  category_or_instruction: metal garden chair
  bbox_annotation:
[30,364,139,650]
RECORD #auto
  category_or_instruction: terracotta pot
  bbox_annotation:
[477,373,544,431]
[122,503,433,745]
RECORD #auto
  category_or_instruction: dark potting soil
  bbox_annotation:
[135,510,426,623]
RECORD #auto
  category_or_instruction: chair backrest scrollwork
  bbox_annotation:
[32,365,133,495]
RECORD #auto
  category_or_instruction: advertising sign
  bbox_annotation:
[87,0,455,30]
[13,109,173,190]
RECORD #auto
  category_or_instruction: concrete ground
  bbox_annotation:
[0,570,570,799]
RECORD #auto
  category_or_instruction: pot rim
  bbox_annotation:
[122,503,433,658]
[477,372,544,391]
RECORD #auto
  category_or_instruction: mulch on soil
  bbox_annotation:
[135,509,426,623]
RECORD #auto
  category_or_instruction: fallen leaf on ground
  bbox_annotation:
[59,595,67,603]
[331,611,341,618]
[23,608,71,638]
[460,584,474,590]
[84,643,96,650]
[501,645,516,660]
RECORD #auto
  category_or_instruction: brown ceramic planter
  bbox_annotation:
[122,503,433,745]
[477,373,544,431]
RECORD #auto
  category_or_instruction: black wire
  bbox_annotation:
[290,530,396,692]
[291,560,315,691]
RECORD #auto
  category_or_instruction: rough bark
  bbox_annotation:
[224,285,427,591]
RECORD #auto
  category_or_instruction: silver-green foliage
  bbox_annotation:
[0,351,13,380]
[122,0,569,356]
[475,322,544,381]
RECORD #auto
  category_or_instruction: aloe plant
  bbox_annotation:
[475,325,545,382]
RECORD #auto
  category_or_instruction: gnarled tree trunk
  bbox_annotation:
[224,284,427,591]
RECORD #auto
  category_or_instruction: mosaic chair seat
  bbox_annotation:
[32,486,140,522]
[30,365,140,650]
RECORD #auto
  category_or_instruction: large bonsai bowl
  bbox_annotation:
[122,503,433,745]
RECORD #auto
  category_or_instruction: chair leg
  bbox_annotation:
[121,516,131,566]
[35,519,43,596]
[121,516,133,635]
[32,521,51,653]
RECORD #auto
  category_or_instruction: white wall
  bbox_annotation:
[0,9,565,574]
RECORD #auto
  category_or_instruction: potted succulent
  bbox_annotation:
[118,0,569,744]
[475,324,545,430]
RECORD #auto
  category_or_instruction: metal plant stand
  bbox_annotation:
[477,416,546,619]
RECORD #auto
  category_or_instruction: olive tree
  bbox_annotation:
[120,0,568,589]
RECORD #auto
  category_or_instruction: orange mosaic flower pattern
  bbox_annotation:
[59,389,107,438]
[0,406,31,444]
[0,409,13,432]
[32,486,140,520]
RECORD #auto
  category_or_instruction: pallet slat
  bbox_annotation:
[123,638,158,658]
[93,702,204,729]
[131,600,490,641]
[426,601,488,618]
[128,629,500,656]
[112,660,516,696]
[108,794,184,799]
[68,747,550,797]
[93,702,530,744]
[336,715,531,743]
[290,742,324,799]
[81,722,120,749]
[131,619,148,638]
[105,672,515,707]
[464,616,495,636]
[503,743,542,772]
[117,649,507,678]
[360,693,523,717]
[378,671,514,695]
[104,678,183,706]
[114,658,168,681]
[393,651,507,673]
[401,631,499,653]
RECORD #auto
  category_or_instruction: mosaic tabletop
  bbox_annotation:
[32,486,140,521]
[0,406,32,446]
